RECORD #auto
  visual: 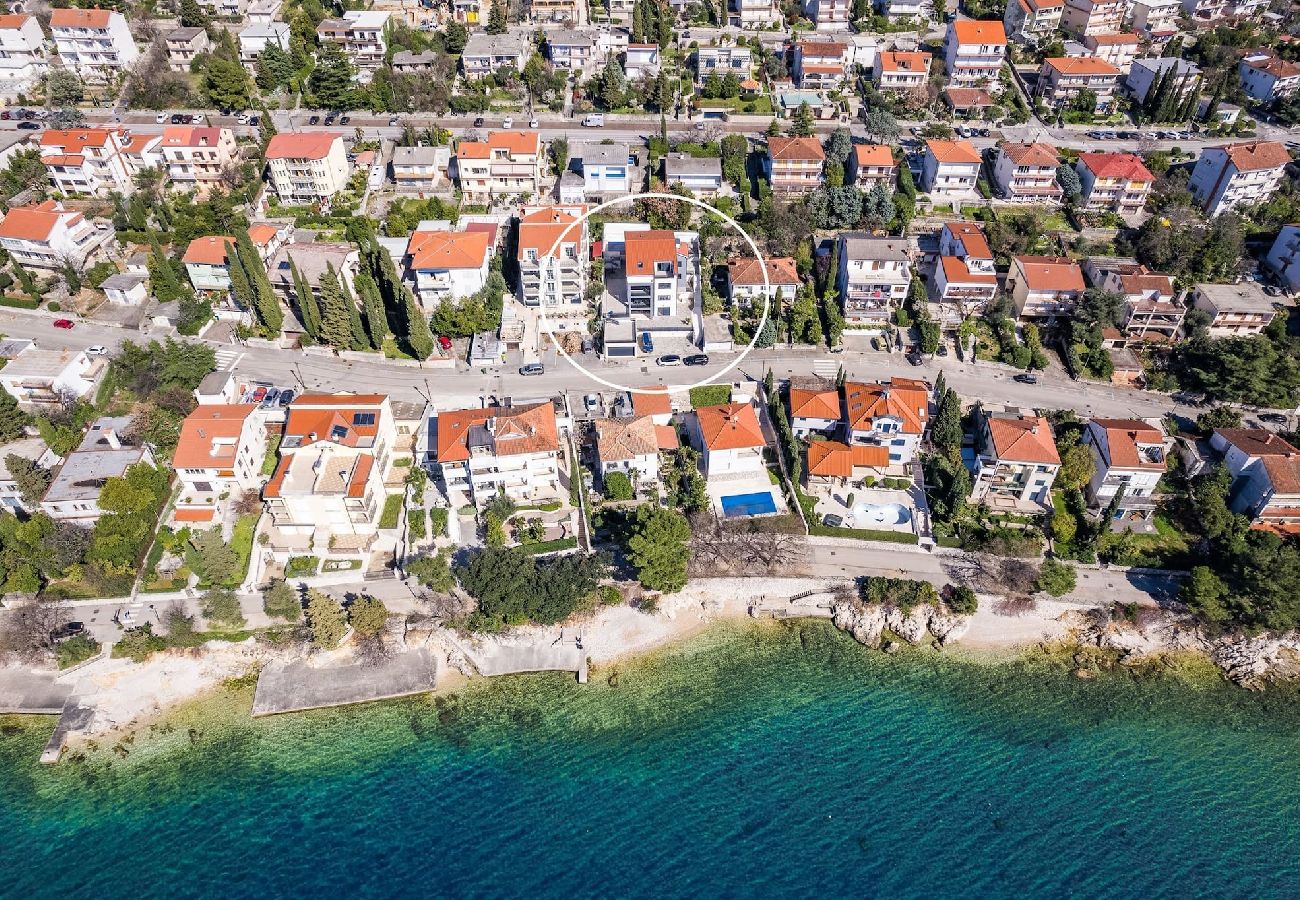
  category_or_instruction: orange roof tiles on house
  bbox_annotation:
[518,206,585,260]
[1085,31,1140,45]
[1117,270,1175,297]
[160,126,225,148]
[696,403,766,451]
[728,256,800,286]
[797,40,848,56]
[806,441,890,478]
[1078,152,1155,181]
[944,87,996,107]
[50,8,112,28]
[1091,418,1165,470]
[1000,142,1059,168]
[0,14,33,28]
[282,394,387,450]
[767,136,825,161]
[487,131,541,155]
[853,144,895,168]
[927,139,981,166]
[346,454,373,498]
[1042,57,1121,76]
[952,19,1007,44]
[987,415,1061,465]
[435,403,560,462]
[634,386,673,418]
[1242,54,1300,79]
[878,51,930,73]
[0,202,64,242]
[941,254,997,285]
[293,393,389,406]
[263,455,291,498]
[172,404,258,469]
[594,415,665,463]
[119,134,156,156]
[247,224,279,246]
[265,132,342,160]
[1015,255,1085,292]
[789,385,841,421]
[844,378,930,435]
[38,154,84,167]
[945,222,993,258]
[1220,141,1293,172]
[40,128,115,150]
[406,229,491,271]
[183,235,235,266]
[624,230,678,277]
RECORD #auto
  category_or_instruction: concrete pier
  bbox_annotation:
[251,647,441,716]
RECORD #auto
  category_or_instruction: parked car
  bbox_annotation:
[53,319,74,329]
[906,352,922,366]
[251,386,267,402]
[278,389,295,407]
[1265,285,1285,297]
[473,116,485,127]
[529,118,539,129]
[249,116,260,126]
[437,335,453,350]
[308,115,320,125]
[170,113,183,124]
[582,113,604,127]
[237,112,250,124]
[583,393,600,414]
[1012,373,1038,384]
[50,621,85,641]
[501,116,513,128]
[323,113,336,126]
[1260,412,1288,424]
[639,331,654,354]
[388,116,398,126]
[519,363,545,376]
[85,345,107,355]
[340,115,350,125]
[936,345,949,357]
[822,514,843,528]
[155,112,167,124]
[16,121,39,130]
[657,354,683,366]
[683,353,709,366]
[262,388,281,407]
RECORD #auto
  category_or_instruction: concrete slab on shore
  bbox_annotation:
[461,640,588,682]
[0,669,73,715]
[251,647,440,716]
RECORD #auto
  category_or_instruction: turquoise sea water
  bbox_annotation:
[2,621,1299,899]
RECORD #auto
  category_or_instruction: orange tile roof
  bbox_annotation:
[41,154,85,167]
[927,139,981,165]
[435,403,560,462]
[347,454,373,498]
[456,141,490,160]
[945,87,996,107]
[283,394,387,449]
[844,378,929,435]
[941,254,997,285]
[634,386,673,417]
[1220,141,1292,172]
[51,8,112,28]
[460,131,541,158]
[1000,141,1059,168]
[728,256,800,287]
[119,134,155,156]
[1085,31,1140,45]
[183,235,235,266]
[247,224,279,247]
[406,229,490,271]
[952,19,1007,44]
[696,403,765,451]
[40,128,115,150]
[0,14,33,28]
[944,222,993,258]
[853,144,895,168]
[878,51,929,73]
[518,206,586,259]
[1015,255,1085,292]
[624,230,678,277]
[806,440,890,477]
[987,415,1060,465]
[174,507,217,523]
[172,404,258,469]
[1242,54,1300,79]
[1090,418,1164,470]
[1078,152,1154,181]
[1043,57,1121,76]
[266,131,342,160]
[0,202,63,242]
[594,415,663,462]
[160,126,225,148]
[263,455,290,499]
[767,136,825,162]
[789,386,840,421]
[797,40,848,55]
[293,393,389,406]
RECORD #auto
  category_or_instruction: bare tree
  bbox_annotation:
[942,553,1040,602]
[689,515,807,576]
[1,602,70,662]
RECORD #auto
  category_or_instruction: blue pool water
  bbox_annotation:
[720,491,778,517]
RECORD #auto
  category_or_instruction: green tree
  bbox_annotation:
[600,55,628,109]
[201,587,246,629]
[603,471,634,500]
[790,101,815,137]
[179,0,210,27]
[1181,565,1230,624]
[348,596,390,636]
[306,588,348,648]
[309,43,356,110]
[1057,163,1081,203]
[316,264,356,349]
[4,454,49,508]
[404,288,435,359]
[1057,443,1095,492]
[863,108,900,144]
[190,527,240,586]
[930,388,962,455]
[0,392,31,444]
[406,550,455,592]
[355,271,389,351]
[486,0,508,34]
[550,136,569,175]
[256,44,295,92]
[444,21,469,54]
[234,232,283,334]
[290,259,321,341]
[946,585,978,615]
[205,56,252,111]
[262,579,301,621]
[1035,558,1077,597]
[44,69,83,107]
[625,505,691,593]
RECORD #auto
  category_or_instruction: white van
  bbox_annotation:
[582,113,604,127]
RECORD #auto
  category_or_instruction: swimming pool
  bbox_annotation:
[851,502,913,526]
[720,491,778,518]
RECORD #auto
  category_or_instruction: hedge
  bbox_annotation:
[808,523,920,544]
[0,296,41,309]
[522,536,578,555]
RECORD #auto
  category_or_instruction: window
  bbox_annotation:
[352,412,376,426]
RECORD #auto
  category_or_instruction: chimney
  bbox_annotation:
[104,429,121,449]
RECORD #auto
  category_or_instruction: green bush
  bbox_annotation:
[689,385,731,408]
[522,536,578,555]
[946,585,978,615]
[859,576,938,610]
[0,296,40,310]
[407,507,427,539]
[57,634,101,668]
[113,624,167,662]
[46,301,60,312]
[1035,558,1077,596]
[378,494,403,528]
[285,556,320,578]
[428,507,448,536]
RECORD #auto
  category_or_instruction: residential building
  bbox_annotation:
[1075,152,1154,214]
[934,222,997,321]
[1061,0,1127,37]
[197,0,246,16]
[530,0,581,21]
[726,256,801,308]
[1126,57,1202,104]
[1004,0,1064,45]
[391,146,450,193]
[1037,57,1121,112]
[788,379,842,438]
[731,0,782,28]
[265,132,349,206]
[0,200,112,272]
[1189,282,1277,336]
[390,50,439,74]
[664,153,724,196]
[874,51,930,91]
[575,141,632,199]
[316,10,389,82]
[450,0,488,25]
[1082,32,1141,72]
[850,144,896,191]
[0,347,104,407]
[100,272,147,305]
[945,87,1000,118]
[875,0,932,21]
[1211,429,1300,530]
[1188,141,1291,217]
[619,228,696,319]
[268,242,360,318]
[50,8,138,78]
[1085,259,1183,342]
[0,438,56,514]
[1264,224,1300,293]
[842,378,930,465]
[1130,0,1180,40]
[921,139,982,200]
[793,40,849,90]
[837,234,912,329]
[456,131,544,201]
[39,127,132,196]
[624,44,661,79]
[1238,52,1300,103]
[239,23,290,72]
[547,29,594,70]
[247,0,284,24]
[764,136,825,193]
[183,235,238,292]
[433,402,562,505]
[804,441,892,488]
[517,204,589,313]
[991,142,1063,203]
[944,19,1007,86]
[262,394,397,555]
[1006,255,1085,320]
[803,0,851,29]
[0,14,49,83]
[1083,418,1167,521]
[969,410,1061,509]
[117,131,164,181]
[159,126,238,197]
[173,404,269,520]
[696,44,752,82]
[461,32,528,79]
[165,27,209,72]
[403,227,491,306]
[1179,0,1226,22]
[688,402,767,478]
[41,417,155,524]
[194,370,238,406]
[593,415,677,489]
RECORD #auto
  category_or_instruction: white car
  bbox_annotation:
[529,118,539,129]
[86,345,108,356]
[237,112,250,124]
[502,116,514,128]
[155,112,166,123]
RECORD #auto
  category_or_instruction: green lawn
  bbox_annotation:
[261,435,281,476]
[285,556,320,578]
[689,385,731,408]
[1098,513,1192,569]
[522,536,579,555]
[379,494,404,529]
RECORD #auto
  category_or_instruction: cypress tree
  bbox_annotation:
[340,273,367,350]
[317,265,353,349]
[403,284,435,359]
[289,259,321,340]
[233,232,282,335]
[356,271,388,351]
[228,242,256,316]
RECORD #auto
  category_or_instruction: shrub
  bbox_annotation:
[285,556,319,578]
[946,585,978,616]
[348,596,389,636]
[56,634,100,669]
[407,507,427,539]
[428,507,448,536]
[1035,558,1077,597]
[113,624,167,662]
[306,588,347,649]
[262,579,300,621]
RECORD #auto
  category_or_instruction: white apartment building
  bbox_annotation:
[874,51,930,91]
[969,410,1060,510]
[433,402,562,506]
[40,127,133,196]
[944,19,1007,86]
[41,418,155,524]
[1238,53,1300,103]
[239,23,290,72]
[850,144,896,191]
[0,347,103,406]
[165,27,210,72]
[726,256,801,308]
[0,200,112,272]
[1130,0,1180,39]
[921,139,982,200]
[172,404,269,520]
[546,30,595,70]
[316,10,389,83]
[455,131,543,201]
[875,0,932,21]
[793,40,849,90]
[620,228,695,320]
[696,44,753,82]
[803,0,851,30]
[1075,152,1154,215]
[391,146,450,192]
[1061,0,1128,37]
[1188,141,1291,217]
[992,142,1063,203]
[1007,255,1086,321]
[788,382,841,439]
[731,0,782,28]
[594,415,675,489]
[1037,56,1121,112]
[1083,32,1141,73]
[1083,418,1167,521]
[0,14,48,83]
[265,132,349,206]
[934,222,997,321]
[575,141,632,198]
[1264,224,1300,293]
[1190,282,1278,336]
[159,126,238,197]
[461,31,528,79]
[50,8,138,78]
[843,378,930,465]
[688,402,767,479]
[837,234,912,330]
[1126,57,1201,104]
[517,204,589,315]
[1004,0,1063,44]
[403,226,491,306]
[764,136,825,193]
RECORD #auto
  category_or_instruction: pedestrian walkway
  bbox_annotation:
[0,669,71,714]
[251,646,440,716]
[214,349,244,370]
[813,358,841,378]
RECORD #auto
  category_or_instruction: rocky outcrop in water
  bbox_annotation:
[831,600,969,649]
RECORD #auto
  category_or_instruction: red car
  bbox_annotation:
[53,319,74,329]
[251,387,267,402]
[437,335,453,350]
